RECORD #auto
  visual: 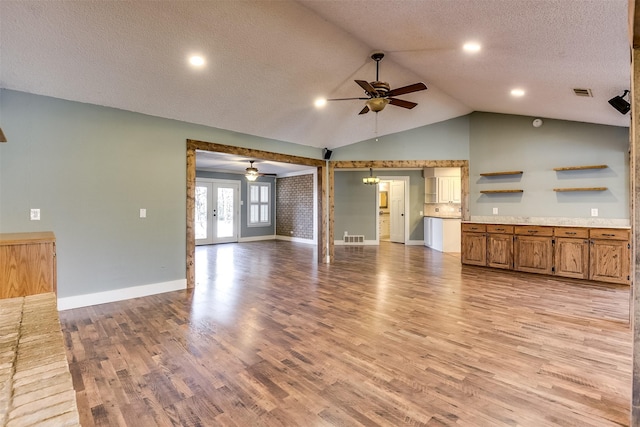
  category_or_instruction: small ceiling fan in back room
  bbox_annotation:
[327,52,428,115]
[245,161,277,181]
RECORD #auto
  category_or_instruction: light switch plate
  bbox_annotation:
[591,208,598,217]
[30,209,40,221]
[492,207,498,215]
[140,208,147,218]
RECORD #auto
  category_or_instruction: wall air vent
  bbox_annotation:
[343,235,365,244]
[573,88,593,97]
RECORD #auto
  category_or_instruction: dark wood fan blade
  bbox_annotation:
[387,82,427,97]
[326,97,370,101]
[355,80,378,96]
[388,98,418,109]
[358,105,370,115]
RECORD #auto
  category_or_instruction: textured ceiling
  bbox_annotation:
[0,0,631,154]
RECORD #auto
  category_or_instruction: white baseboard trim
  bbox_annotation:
[275,235,316,245]
[238,235,276,242]
[407,240,426,246]
[57,279,187,311]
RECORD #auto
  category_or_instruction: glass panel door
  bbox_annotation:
[195,179,240,245]
[212,182,239,244]
[195,180,213,245]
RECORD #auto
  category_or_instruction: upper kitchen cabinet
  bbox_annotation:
[424,168,461,204]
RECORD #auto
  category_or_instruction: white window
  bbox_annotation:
[248,182,271,226]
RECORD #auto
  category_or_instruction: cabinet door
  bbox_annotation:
[513,235,553,274]
[437,177,461,203]
[487,233,513,269]
[437,177,451,203]
[461,232,486,266]
[554,238,589,279]
[589,239,630,284]
[0,241,56,298]
[451,178,461,203]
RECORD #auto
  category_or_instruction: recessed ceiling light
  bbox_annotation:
[510,88,525,97]
[463,42,481,52]
[314,98,327,108]
[189,55,205,67]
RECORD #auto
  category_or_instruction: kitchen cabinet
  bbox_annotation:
[513,226,553,275]
[424,167,461,204]
[554,227,589,280]
[486,225,513,269]
[438,177,461,203]
[425,217,461,252]
[461,223,630,285]
[589,228,630,284]
[0,232,57,299]
[461,223,486,265]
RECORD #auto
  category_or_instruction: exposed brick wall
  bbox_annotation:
[276,174,314,239]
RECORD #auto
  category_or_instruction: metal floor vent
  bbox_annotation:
[344,235,365,244]
[573,88,593,97]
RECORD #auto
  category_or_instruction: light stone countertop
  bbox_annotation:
[466,216,630,229]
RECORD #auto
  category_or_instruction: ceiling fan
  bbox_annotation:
[327,52,428,115]
[245,160,276,181]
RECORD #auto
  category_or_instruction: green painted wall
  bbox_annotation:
[469,112,629,219]
[0,89,321,298]
[332,115,470,160]
[334,169,425,241]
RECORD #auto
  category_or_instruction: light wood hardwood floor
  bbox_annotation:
[60,241,632,426]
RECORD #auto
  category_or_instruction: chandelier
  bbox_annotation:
[362,168,380,185]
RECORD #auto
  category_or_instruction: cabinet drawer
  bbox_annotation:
[486,225,513,234]
[554,227,588,238]
[590,228,630,241]
[514,225,553,237]
[462,223,486,233]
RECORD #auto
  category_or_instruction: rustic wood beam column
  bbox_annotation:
[631,2,638,424]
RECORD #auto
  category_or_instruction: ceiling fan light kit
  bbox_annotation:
[327,52,427,115]
[245,161,260,181]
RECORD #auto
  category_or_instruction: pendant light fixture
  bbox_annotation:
[362,168,380,185]
[245,161,259,181]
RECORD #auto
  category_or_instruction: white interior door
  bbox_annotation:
[390,180,405,243]
[195,179,240,245]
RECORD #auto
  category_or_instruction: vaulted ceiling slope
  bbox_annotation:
[0,1,631,149]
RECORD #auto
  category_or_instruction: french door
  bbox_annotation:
[195,179,240,245]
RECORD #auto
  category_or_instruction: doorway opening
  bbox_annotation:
[377,176,410,244]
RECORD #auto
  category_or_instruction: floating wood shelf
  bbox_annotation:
[553,187,608,192]
[480,171,524,177]
[480,189,524,194]
[553,165,608,171]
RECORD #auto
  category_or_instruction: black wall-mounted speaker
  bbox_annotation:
[322,148,333,160]
[608,90,630,115]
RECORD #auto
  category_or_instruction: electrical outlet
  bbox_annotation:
[30,209,40,221]
[140,208,147,218]
[591,208,598,217]
[492,207,498,215]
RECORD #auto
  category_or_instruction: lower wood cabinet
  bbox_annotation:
[486,225,513,269]
[461,223,630,284]
[461,223,486,266]
[589,228,630,284]
[0,232,57,299]
[513,226,553,275]
[554,227,589,280]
